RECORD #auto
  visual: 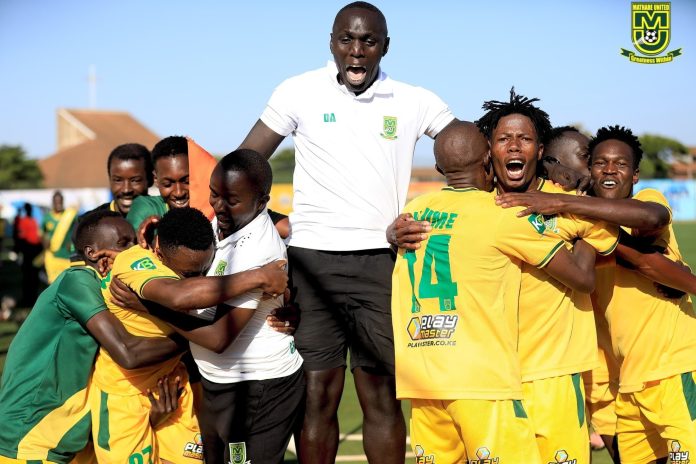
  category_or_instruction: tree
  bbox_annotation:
[638,134,688,179]
[0,145,43,189]
[269,147,295,183]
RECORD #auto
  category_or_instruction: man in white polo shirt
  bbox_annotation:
[238,2,455,463]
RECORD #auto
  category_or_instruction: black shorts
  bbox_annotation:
[288,246,396,375]
[199,368,305,464]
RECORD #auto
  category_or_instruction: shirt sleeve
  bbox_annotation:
[573,217,620,256]
[634,188,673,223]
[494,209,565,268]
[57,269,107,325]
[260,79,299,137]
[126,197,167,231]
[114,252,180,297]
[417,87,456,139]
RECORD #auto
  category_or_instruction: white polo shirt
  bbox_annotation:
[261,61,454,251]
[189,210,303,383]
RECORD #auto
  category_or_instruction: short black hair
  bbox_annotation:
[74,210,123,257]
[588,125,643,169]
[545,125,580,145]
[107,143,154,187]
[157,207,214,254]
[335,2,387,32]
[475,87,552,144]
[53,190,63,199]
[218,149,273,198]
[151,136,188,166]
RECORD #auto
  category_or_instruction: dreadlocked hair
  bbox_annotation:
[475,87,552,144]
[588,125,643,169]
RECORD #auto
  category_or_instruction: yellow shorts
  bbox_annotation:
[616,371,696,464]
[410,398,540,463]
[583,376,618,437]
[90,375,202,464]
[44,252,71,284]
[523,374,589,464]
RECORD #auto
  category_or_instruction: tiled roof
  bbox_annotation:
[39,109,159,188]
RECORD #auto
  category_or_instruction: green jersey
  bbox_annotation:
[126,195,168,231]
[42,210,77,259]
[0,263,105,463]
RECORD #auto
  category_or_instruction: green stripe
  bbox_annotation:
[138,275,179,295]
[572,373,586,427]
[681,372,696,420]
[536,240,565,268]
[27,461,43,464]
[97,391,110,451]
[598,238,619,256]
[512,399,528,418]
[48,411,92,462]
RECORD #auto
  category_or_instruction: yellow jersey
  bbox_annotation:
[392,187,565,400]
[93,245,181,395]
[518,181,619,381]
[602,189,696,393]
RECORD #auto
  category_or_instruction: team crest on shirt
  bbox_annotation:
[380,115,398,140]
[670,440,690,462]
[130,257,157,271]
[527,214,558,236]
[550,449,577,464]
[229,442,250,464]
[468,446,499,464]
[414,444,435,463]
[183,433,204,459]
[214,260,227,276]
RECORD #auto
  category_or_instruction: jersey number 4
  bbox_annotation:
[403,235,458,313]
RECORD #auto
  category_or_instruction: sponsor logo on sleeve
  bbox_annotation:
[130,257,156,271]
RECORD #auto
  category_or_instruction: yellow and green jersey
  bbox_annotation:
[93,245,181,396]
[0,263,105,463]
[518,181,619,381]
[42,209,78,259]
[126,195,168,231]
[600,189,696,393]
[392,187,565,400]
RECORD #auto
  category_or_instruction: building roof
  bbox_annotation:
[669,146,696,179]
[38,109,160,188]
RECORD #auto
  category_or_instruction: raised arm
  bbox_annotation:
[159,305,255,354]
[139,261,287,312]
[543,239,597,294]
[615,234,696,295]
[495,192,670,237]
[86,310,186,370]
[238,119,286,160]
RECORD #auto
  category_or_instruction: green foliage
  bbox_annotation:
[638,134,688,179]
[270,147,295,183]
[0,145,43,189]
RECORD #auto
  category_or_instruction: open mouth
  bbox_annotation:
[504,159,526,181]
[345,65,367,85]
[600,179,618,189]
[171,198,189,208]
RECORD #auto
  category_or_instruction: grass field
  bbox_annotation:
[1,223,695,463]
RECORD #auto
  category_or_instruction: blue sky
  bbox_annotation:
[1,0,695,166]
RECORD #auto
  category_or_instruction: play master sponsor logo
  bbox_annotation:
[407,314,458,348]
[620,2,682,64]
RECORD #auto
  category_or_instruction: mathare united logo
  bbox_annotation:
[620,2,682,64]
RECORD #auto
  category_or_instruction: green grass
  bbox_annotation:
[1,223,696,463]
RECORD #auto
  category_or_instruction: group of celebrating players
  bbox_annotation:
[1,2,695,464]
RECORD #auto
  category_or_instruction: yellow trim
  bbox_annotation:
[16,387,90,460]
